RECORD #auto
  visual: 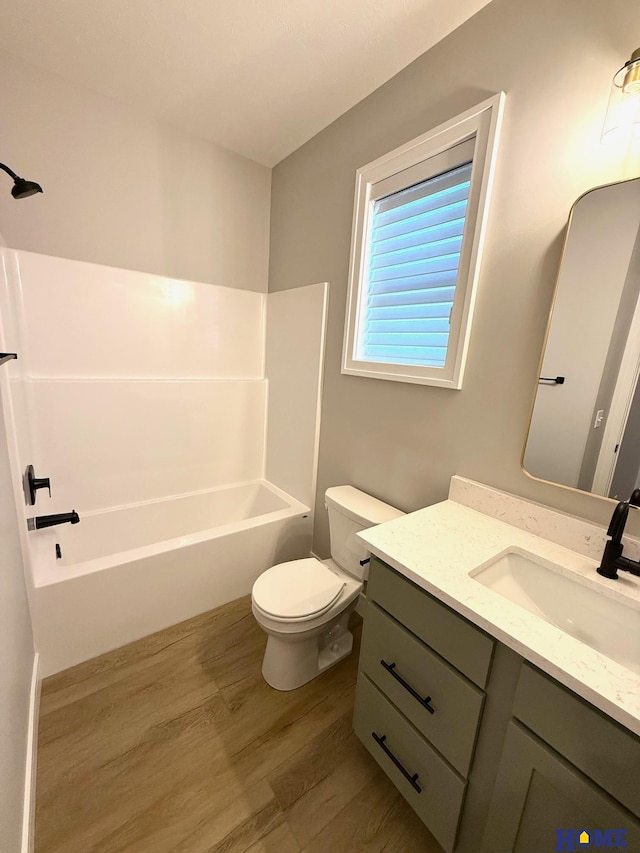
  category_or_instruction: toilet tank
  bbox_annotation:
[325,486,404,580]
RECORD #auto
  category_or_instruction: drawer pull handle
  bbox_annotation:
[372,732,422,793]
[380,660,435,714]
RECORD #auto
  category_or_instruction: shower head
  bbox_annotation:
[12,177,43,199]
[0,162,43,199]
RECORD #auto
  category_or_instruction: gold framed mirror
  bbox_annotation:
[523,176,640,500]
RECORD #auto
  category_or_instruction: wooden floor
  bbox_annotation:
[36,596,442,852]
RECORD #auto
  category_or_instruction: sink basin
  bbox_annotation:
[471,549,640,675]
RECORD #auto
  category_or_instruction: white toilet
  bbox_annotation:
[251,485,404,690]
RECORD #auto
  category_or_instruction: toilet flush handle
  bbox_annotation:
[359,557,370,567]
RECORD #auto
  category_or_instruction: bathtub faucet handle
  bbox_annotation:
[24,464,51,505]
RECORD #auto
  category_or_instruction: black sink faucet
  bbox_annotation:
[597,491,640,580]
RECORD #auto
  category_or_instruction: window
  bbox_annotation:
[342,94,505,389]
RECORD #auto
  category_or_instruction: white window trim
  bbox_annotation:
[342,92,505,389]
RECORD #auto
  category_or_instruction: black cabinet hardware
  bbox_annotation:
[380,659,435,714]
[372,732,422,793]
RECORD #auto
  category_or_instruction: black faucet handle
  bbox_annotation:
[24,464,52,505]
[597,498,640,580]
[607,501,629,542]
[33,476,51,496]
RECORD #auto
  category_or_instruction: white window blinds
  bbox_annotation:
[360,162,472,368]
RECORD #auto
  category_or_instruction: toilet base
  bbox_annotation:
[261,612,354,691]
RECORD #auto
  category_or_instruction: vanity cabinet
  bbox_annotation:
[358,602,484,777]
[355,675,467,851]
[482,663,640,851]
[481,722,640,852]
[354,557,494,851]
[354,557,640,852]
[365,555,494,688]
[512,664,640,817]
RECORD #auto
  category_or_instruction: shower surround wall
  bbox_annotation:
[0,249,327,674]
[9,251,267,510]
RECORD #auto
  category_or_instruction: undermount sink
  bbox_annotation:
[471,549,640,675]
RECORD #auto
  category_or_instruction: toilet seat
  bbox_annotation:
[252,558,345,621]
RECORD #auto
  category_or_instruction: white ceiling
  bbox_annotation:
[0,0,491,166]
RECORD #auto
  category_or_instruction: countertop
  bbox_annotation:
[358,498,640,736]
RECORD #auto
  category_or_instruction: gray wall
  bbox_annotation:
[0,387,35,851]
[269,0,640,555]
[0,52,271,292]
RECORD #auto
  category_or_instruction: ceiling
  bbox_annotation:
[0,0,491,166]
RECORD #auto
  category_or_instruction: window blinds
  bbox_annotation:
[361,162,472,368]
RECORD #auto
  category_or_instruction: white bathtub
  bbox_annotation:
[29,481,311,675]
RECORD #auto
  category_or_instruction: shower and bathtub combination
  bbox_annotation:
[0,248,328,675]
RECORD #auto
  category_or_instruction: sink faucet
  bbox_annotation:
[597,491,640,580]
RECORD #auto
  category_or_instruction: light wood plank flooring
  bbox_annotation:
[36,596,442,852]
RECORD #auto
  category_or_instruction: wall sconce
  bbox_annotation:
[602,48,640,146]
[600,48,640,146]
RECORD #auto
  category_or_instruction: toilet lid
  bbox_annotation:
[252,558,345,619]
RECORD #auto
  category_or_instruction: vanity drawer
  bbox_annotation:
[513,664,640,817]
[354,674,466,852]
[360,602,484,777]
[368,557,494,688]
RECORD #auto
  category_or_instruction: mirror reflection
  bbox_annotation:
[524,177,640,499]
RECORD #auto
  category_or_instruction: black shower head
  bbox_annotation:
[0,162,43,199]
[11,177,43,199]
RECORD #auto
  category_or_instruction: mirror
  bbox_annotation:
[524,177,640,499]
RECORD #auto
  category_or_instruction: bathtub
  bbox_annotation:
[29,480,311,676]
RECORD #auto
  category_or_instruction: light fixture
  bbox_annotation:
[602,48,640,146]
[620,48,640,94]
[0,162,43,199]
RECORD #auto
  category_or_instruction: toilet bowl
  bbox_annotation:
[251,486,404,691]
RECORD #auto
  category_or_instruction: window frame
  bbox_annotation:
[341,93,505,389]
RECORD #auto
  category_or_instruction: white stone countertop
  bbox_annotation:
[358,498,640,736]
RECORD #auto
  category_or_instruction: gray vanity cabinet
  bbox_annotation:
[354,675,467,852]
[358,602,484,777]
[355,557,640,852]
[365,555,494,688]
[481,662,640,852]
[480,722,640,853]
[354,558,494,851]
[512,664,640,817]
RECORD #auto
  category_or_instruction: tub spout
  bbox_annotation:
[31,510,80,530]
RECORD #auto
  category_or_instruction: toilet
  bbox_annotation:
[251,485,404,690]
